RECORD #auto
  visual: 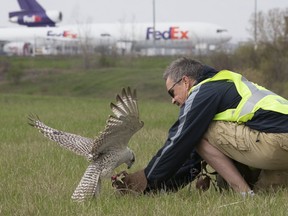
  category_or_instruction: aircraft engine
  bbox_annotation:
[45,10,63,23]
[3,42,33,56]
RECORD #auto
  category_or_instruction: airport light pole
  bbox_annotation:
[152,0,156,49]
[285,15,288,42]
[254,0,258,49]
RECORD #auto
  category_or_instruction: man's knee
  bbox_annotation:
[217,161,261,191]
[196,138,229,160]
[254,170,288,192]
[195,138,210,155]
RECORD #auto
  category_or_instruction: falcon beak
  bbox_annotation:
[127,152,135,169]
[127,160,134,169]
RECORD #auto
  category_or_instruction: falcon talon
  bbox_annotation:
[116,177,124,184]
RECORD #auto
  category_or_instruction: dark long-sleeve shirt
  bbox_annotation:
[144,67,288,191]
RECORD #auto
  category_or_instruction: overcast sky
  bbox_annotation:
[1,0,287,42]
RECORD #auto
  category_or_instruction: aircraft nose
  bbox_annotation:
[59,12,63,21]
[216,29,232,42]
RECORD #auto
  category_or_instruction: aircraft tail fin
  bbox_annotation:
[17,0,45,12]
[8,0,62,27]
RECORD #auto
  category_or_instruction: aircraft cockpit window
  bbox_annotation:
[100,33,111,37]
[216,29,227,33]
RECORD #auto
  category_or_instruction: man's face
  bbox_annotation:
[166,76,189,107]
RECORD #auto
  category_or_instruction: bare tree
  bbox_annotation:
[248,7,288,46]
[246,7,288,87]
[75,19,97,69]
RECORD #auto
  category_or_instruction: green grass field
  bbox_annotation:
[1,94,288,216]
[1,56,288,215]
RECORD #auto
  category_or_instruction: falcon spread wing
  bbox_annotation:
[28,87,144,201]
[28,114,93,159]
[91,87,143,156]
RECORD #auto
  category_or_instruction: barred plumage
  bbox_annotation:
[28,87,144,202]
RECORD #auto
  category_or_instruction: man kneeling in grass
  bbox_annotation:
[113,57,288,197]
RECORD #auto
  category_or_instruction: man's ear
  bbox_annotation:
[183,76,195,90]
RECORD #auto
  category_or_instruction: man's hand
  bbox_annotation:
[111,169,147,195]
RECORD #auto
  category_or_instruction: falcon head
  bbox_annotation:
[125,148,135,169]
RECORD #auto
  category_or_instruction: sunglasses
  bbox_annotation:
[168,78,182,98]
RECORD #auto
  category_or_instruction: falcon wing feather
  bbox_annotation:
[124,88,138,113]
[71,162,101,202]
[28,114,93,158]
[91,87,144,155]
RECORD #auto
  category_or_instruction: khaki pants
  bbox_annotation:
[204,121,288,189]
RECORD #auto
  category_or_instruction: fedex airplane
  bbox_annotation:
[0,22,232,55]
[9,0,62,27]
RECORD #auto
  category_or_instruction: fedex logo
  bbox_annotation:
[47,30,78,39]
[146,26,189,40]
[63,31,78,39]
[23,15,42,23]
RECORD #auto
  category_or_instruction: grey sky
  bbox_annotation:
[1,0,287,42]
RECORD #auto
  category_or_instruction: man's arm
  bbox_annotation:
[113,82,239,193]
[146,151,202,192]
[112,152,202,194]
[145,82,224,185]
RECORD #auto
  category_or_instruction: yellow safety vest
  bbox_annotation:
[188,70,288,123]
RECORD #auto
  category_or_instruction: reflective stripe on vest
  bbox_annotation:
[188,70,288,123]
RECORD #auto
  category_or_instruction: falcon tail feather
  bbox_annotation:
[71,163,101,202]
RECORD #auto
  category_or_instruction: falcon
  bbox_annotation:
[28,87,144,202]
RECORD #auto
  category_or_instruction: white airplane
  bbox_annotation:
[0,22,232,55]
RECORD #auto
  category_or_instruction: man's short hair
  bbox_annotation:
[163,57,204,82]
